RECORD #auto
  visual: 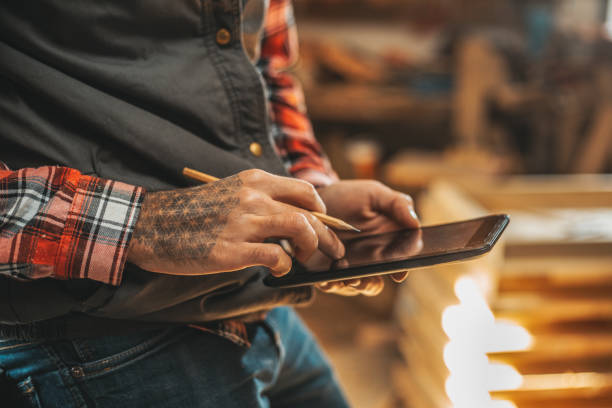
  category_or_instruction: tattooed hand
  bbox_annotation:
[127,169,345,277]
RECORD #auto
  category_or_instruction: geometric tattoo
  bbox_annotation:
[131,175,243,262]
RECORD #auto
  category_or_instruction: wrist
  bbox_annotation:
[293,168,338,188]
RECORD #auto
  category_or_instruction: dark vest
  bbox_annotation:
[0,0,313,339]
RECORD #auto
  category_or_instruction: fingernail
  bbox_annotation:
[410,208,419,222]
[349,279,361,287]
[279,239,295,257]
[332,232,345,259]
[391,271,409,283]
[336,245,345,260]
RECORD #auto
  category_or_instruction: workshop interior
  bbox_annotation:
[293,0,612,407]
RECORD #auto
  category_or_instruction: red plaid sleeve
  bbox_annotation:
[258,0,338,186]
[0,163,144,286]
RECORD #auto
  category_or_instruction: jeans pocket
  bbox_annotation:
[69,328,189,380]
[16,376,43,408]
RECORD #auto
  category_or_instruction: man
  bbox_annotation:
[0,1,419,406]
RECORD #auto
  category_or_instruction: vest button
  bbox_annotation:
[249,142,263,157]
[216,28,232,46]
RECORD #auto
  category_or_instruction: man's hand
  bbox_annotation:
[127,169,344,277]
[314,180,420,296]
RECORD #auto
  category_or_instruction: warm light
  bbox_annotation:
[445,362,522,405]
[522,372,612,390]
[452,401,517,408]
[486,363,523,391]
[446,374,492,406]
[454,276,489,308]
[442,276,530,408]
[486,320,533,353]
[489,401,517,408]
[441,277,495,339]
[443,341,488,371]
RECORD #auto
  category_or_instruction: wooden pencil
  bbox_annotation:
[182,167,360,232]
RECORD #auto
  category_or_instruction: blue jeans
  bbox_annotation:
[0,307,349,407]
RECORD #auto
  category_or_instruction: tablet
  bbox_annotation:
[263,214,509,288]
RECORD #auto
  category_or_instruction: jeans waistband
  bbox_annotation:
[0,315,177,341]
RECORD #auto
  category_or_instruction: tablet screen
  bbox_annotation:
[303,217,494,273]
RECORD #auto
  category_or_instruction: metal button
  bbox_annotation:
[216,28,231,46]
[70,366,85,378]
[249,142,262,157]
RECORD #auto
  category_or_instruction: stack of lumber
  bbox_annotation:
[390,176,612,408]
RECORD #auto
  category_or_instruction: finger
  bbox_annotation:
[350,276,384,296]
[269,202,345,260]
[390,271,409,283]
[241,170,326,213]
[237,242,293,277]
[253,213,318,263]
[317,277,384,297]
[316,281,359,296]
[335,258,350,269]
[372,188,420,229]
[303,212,345,260]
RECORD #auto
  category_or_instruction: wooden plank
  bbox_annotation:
[383,151,506,190]
[491,372,612,408]
[499,257,612,291]
[452,175,612,210]
[494,294,612,325]
[394,177,612,407]
[489,333,612,374]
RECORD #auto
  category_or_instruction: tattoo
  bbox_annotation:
[132,176,242,262]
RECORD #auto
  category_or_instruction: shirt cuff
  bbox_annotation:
[54,173,145,286]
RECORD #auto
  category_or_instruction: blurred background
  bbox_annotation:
[292,1,612,407]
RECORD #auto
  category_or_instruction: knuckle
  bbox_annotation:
[304,182,318,198]
[294,212,311,228]
[252,245,275,263]
[285,213,317,248]
[303,212,318,224]
[268,246,289,270]
[239,187,263,205]
[367,180,384,190]
[302,213,322,231]
[265,245,283,260]
[241,169,267,184]
[242,213,260,228]
[284,212,308,231]
[294,179,320,203]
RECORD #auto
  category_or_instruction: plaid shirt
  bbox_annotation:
[0,1,330,289]
[0,163,144,286]
[259,0,338,186]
